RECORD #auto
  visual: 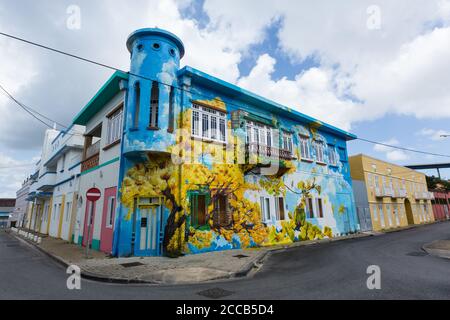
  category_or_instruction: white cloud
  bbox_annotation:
[0,153,33,198]
[373,138,410,161]
[418,128,450,141]
[237,54,359,130]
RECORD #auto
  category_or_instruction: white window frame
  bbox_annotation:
[260,196,271,222]
[282,131,293,153]
[372,204,378,221]
[315,198,324,218]
[306,197,314,218]
[105,196,116,229]
[327,144,337,166]
[313,140,325,163]
[191,104,227,143]
[107,107,123,145]
[246,121,274,147]
[299,135,312,160]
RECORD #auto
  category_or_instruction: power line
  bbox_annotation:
[0,82,83,137]
[2,31,450,159]
[0,83,54,129]
[356,137,450,159]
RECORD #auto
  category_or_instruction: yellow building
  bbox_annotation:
[349,154,434,232]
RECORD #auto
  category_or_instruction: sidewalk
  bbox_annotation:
[10,228,267,284]
[10,228,376,285]
[423,240,450,260]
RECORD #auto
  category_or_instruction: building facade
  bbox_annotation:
[0,199,16,228]
[109,28,359,257]
[13,177,32,227]
[26,125,85,241]
[349,154,434,232]
[72,75,126,253]
[430,190,450,221]
[18,28,359,257]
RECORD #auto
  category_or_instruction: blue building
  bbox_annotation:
[108,28,359,257]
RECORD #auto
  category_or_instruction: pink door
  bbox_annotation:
[82,200,96,247]
[100,187,117,253]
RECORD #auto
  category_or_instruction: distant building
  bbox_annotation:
[0,199,16,228]
[430,189,450,221]
[25,125,85,239]
[13,177,32,227]
[349,154,434,232]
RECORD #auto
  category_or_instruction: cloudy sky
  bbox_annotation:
[1,0,450,197]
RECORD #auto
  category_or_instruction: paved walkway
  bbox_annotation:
[423,239,450,259]
[11,229,266,284]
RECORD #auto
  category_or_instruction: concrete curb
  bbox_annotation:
[10,232,155,284]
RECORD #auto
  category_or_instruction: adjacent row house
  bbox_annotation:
[430,190,450,221]
[350,154,434,232]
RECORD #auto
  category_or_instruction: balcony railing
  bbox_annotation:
[85,140,100,159]
[383,187,394,197]
[375,187,383,197]
[81,153,99,172]
[393,188,407,198]
[246,142,295,162]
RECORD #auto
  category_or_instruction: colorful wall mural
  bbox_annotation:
[112,28,359,258]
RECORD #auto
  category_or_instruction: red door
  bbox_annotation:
[100,187,117,253]
[82,200,96,247]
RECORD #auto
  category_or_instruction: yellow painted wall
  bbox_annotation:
[349,154,434,231]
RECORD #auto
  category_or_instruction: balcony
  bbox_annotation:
[375,187,384,197]
[393,188,407,198]
[383,187,394,197]
[36,172,56,191]
[81,140,100,173]
[86,140,100,159]
[81,153,99,172]
[246,142,295,163]
[414,191,433,200]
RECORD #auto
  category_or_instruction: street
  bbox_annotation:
[1,221,450,300]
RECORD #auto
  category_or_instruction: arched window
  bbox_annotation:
[133,82,140,128]
[149,82,159,128]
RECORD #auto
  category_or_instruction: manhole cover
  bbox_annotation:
[120,262,145,268]
[407,251,428,257]
[233,254,249,259]
[197,287,234,299]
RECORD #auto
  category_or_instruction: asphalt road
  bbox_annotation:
[1,221,450,300]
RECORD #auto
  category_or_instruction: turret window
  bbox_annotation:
[133,82,140,129]
[168,86,175,133]
[149,81,159,129]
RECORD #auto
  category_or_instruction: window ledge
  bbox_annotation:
[301,158,314,163]
[129,128,139,132]
[191,136,227,146]
[316,161,327,166]
[147,126,160,131]
[103,139,121,151]
[329,163,339,168]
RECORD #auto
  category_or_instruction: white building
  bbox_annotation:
[13,177,32,227]
[72,72,126,254]
[26,125,85,241]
